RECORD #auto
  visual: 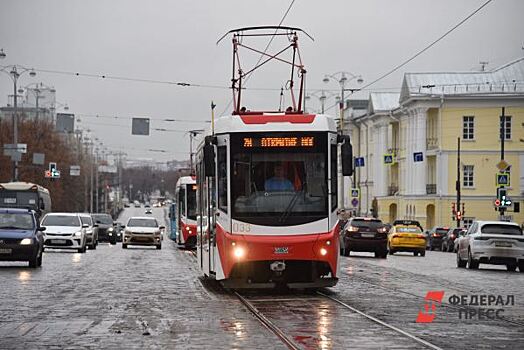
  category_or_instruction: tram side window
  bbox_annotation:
[331,144,337,211]
[218,146,228,212]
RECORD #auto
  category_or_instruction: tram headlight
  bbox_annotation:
[233,247,245,258]
[320,248,328,256]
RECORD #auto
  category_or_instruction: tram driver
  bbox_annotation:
[264,163,294,192]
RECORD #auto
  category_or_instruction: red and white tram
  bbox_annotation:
[174,176,198,248]
[195,26,353,289]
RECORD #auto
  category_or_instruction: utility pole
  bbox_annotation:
[95,150,99,213]
[456,137,461,227]
[499,107,506,219]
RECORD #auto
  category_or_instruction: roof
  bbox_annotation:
[368,92,401,113]
[0,207,34,214]
[0,182,49,193]
[176,176,196,187]
[476,220,520,227]
[400,57,524,103]
[44,212,79,216]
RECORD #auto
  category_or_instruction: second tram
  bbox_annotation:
[174,176,197,248]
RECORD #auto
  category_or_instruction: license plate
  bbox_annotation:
[50,239,66,244]
[495,242,511,247]
[361,233,375,238]
[274,247,289,254]
[0,248,12,254]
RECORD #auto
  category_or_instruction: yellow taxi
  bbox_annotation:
[388,223,427,257]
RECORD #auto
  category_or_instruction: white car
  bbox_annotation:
[456,220,524,271]
[122,216,164,249]
[79,213,98,250]
[41,213,88,253]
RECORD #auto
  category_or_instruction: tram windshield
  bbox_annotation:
[230,133,328,226]
[186,184,197,220]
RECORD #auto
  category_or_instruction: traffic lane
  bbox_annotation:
[341,250,524,303]
[336,250,524,324]
[0,219,287,349]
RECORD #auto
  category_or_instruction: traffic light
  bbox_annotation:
[494,199,501,208]
[456,211,462,220]
[451,203,456,215]
[497,187,511,208]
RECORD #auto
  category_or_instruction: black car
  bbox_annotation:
[92,213,116,244]
[442,227,466,252]
[0,208,45,267]
[428,226,450,250]
[340,217,388,258]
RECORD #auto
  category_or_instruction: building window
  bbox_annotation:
[499,115,512,140]
[463,116,474,140]
[462,218,474,229]
[463,165,474,188]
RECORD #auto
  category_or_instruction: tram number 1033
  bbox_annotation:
[232,222,251,233]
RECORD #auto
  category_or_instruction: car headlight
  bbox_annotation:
[74,231,83,237]
[20,238,33,245]
[108,227,114,232]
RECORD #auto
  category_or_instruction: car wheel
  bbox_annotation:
[110,239,117,245]
[413,252,418,256]
[388,249,395,255]
[122,244,127,249]
[442,243,447,252]
[518,263,524,273]
[420,250,426,257]
[78,246,86,253]
[467,250,479,269]
[156,244,162,250]
[37,251,43,267]
[456,251,466,268]
[506,264,517,272]
[28,255,38,268]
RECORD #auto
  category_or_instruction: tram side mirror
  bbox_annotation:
[204,143,216,177]
[341,140,353,176]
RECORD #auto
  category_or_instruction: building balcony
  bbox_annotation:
[426,137,438,150]
[426,184,436,194]
[388,185,399,196]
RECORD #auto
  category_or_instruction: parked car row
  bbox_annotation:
[339,216,524,272]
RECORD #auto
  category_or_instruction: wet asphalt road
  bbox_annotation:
[0,207,523,349]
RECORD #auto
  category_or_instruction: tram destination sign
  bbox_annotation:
[243,136,315,148]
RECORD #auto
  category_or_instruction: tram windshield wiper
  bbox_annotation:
[278,187,304,224]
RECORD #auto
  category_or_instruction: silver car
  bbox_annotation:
[456,220,524,271]
[79,213,98,250]
[122,217,164,249]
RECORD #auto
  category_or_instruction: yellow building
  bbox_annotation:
[349,57,524,230]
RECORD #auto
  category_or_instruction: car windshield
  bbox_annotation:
[42,215,80,227]
[481,224,522,236]
[0,213,35,230]
[397,226,422,233]
[127,218,158,227]
[92,215,113,225]
[80,216,92,226]
[230,133,328,226]
[351,219,384,228]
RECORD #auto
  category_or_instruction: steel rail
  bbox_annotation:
[234,291,301,350]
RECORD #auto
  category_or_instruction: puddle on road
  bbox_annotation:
[17,270,31,284]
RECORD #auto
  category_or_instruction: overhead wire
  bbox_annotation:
[358,0,495,91]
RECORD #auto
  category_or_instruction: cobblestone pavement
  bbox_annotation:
[1,208,523,349]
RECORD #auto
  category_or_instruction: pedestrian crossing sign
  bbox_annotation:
[350,188,360,198]
[496,172,510,187]
[383,154,394,165]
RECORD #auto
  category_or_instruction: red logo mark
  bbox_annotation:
[416,290,445,323]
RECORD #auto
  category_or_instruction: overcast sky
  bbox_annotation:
[1,0,523,163]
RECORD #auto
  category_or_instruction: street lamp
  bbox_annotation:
[17,82,56,120]
[323,71,363,211]
[0,50,37,181]
[323,71,363,133]
[305,90,339,114]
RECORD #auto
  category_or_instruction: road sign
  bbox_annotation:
[132,117,150,135]
[351,198,359,207]
[355,157,365,167]
[45,169,60,179]
[98,165,117,173]
[70,165,81,176]
[413,152,424,162]
[496,172,510,187]
[383,154,394,165]
[33,153,45,165]
[350,188,360,198]
[496,160,509,171]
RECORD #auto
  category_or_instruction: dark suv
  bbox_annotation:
[92,213,116,244]
[428,226,450,250]
[0,208,45,267]
[442,227,466,252]
[340,217,388,258]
